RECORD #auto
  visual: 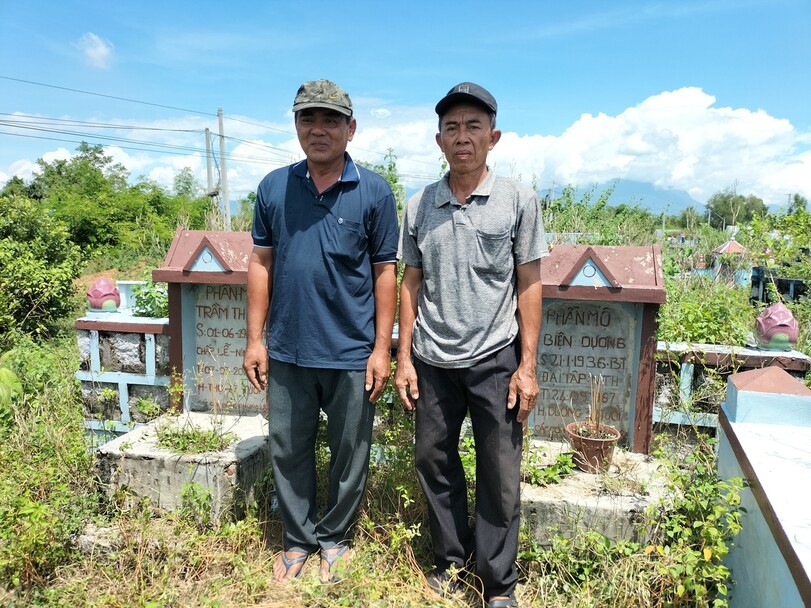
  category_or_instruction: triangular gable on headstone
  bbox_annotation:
[184,238,229,274]
[560,246,621,289]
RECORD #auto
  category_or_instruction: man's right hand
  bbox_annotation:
[394,356,419,411]
[243,342,269,391]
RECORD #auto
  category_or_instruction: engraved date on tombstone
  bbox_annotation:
[193,285,265,414]
[533,301,635,443]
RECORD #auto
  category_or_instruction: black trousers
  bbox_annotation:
[414,340,523,598]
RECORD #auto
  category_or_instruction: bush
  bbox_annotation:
[657,275,755,345]
[0,195,82,348]
[0,338,95,590]
[132,279,169,318]
[0,358,22,435]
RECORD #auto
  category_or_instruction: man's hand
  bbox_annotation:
[507,363,539,425]
[394,356,419,411]
[243,342,269,391]
[365,347,391,403]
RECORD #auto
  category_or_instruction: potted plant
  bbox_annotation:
[564,375,621,473]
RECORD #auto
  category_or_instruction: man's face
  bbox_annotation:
[295,108,356,167]
[436,103,501,176]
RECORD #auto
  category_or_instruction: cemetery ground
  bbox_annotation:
[1,331,746,608]
[3,144,810,607]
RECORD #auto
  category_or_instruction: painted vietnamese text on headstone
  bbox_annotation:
[532,300,636,443]
[193,284,265,414]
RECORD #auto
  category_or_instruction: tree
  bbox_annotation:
[231,192,256,232]
[676,206,701,234]
[705,187,766,229]
[30,143,130,251]
[0,195,82,347]
[358,149,406,215]
[788,193,808,215]
[0,176,28,198]
[173,167,201,199]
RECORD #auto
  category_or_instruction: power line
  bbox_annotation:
[1,74,444,176]
[222,135,296,160]
[0,129,292,168]
[0,112,202,133]
[0,75,214,116]
[223,115,294,135]
[1,122,208,154]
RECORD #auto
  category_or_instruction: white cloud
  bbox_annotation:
[2,88,809,208]
[488,87,810,206]
[19,148,72,180]
[74,33,114,69]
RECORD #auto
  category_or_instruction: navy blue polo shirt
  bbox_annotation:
[252,153,398,369]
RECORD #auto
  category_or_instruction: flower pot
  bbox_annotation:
[565,421,621,474]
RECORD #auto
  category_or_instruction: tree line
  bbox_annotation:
[1,142,808,349]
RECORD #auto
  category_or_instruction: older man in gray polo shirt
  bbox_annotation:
[395,83,547,608]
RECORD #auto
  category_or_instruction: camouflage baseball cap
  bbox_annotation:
[292,79,353,116]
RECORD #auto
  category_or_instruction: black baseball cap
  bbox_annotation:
[435,82,497,117]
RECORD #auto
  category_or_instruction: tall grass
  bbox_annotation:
[1,338,744,607]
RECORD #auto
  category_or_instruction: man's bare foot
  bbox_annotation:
[319,544,351,583]
[272,550,309,583]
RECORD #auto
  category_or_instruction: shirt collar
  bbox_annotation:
[434,167,496,207]
[292,152,360,184]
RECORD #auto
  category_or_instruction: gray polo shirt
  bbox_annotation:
[399,170,548,368]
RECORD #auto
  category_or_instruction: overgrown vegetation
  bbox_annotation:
[2,150,807,606]
[656,275,754,345]
[156,417,238,454]
[132,279,169,318]
[542,183,658,246]
[0,337,96,591]
[0,335,748,607]
[0,195,83,349]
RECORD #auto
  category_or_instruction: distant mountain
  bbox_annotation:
[589,180,704,216]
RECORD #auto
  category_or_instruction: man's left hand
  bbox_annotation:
[365,347,391,403]
[507,364,539,425]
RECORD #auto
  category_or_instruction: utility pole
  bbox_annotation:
[204,128,216,202]
[217,107,231,230]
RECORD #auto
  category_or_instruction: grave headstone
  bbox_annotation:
[535,300,636,443]
[153,229,265,415]
[531,245,665,453]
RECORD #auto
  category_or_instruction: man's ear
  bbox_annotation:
[489,129,502,150]
[347,117,357,140]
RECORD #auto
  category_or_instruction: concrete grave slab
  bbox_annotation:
[96,412,268,521]
[521,441,667,545]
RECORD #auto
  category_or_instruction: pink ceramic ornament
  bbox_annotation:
[86,277,121,311]
[755,302,798,351]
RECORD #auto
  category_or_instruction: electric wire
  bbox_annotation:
[0,112,202,133]
[0,76,214,116]
[1,75,442,173]
[0,129,293,168]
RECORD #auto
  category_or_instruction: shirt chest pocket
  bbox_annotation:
[323,216,368,269]
[471,228,512,277]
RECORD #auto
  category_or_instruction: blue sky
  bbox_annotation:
[1,0,809,208]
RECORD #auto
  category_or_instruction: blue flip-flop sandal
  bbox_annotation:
[276,550,309,581]
[319,544,351,583]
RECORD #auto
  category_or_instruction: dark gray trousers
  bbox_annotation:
[414,340,523,598]
[267,359,375,554]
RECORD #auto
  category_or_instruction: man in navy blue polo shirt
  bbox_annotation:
[243,80,398,584]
